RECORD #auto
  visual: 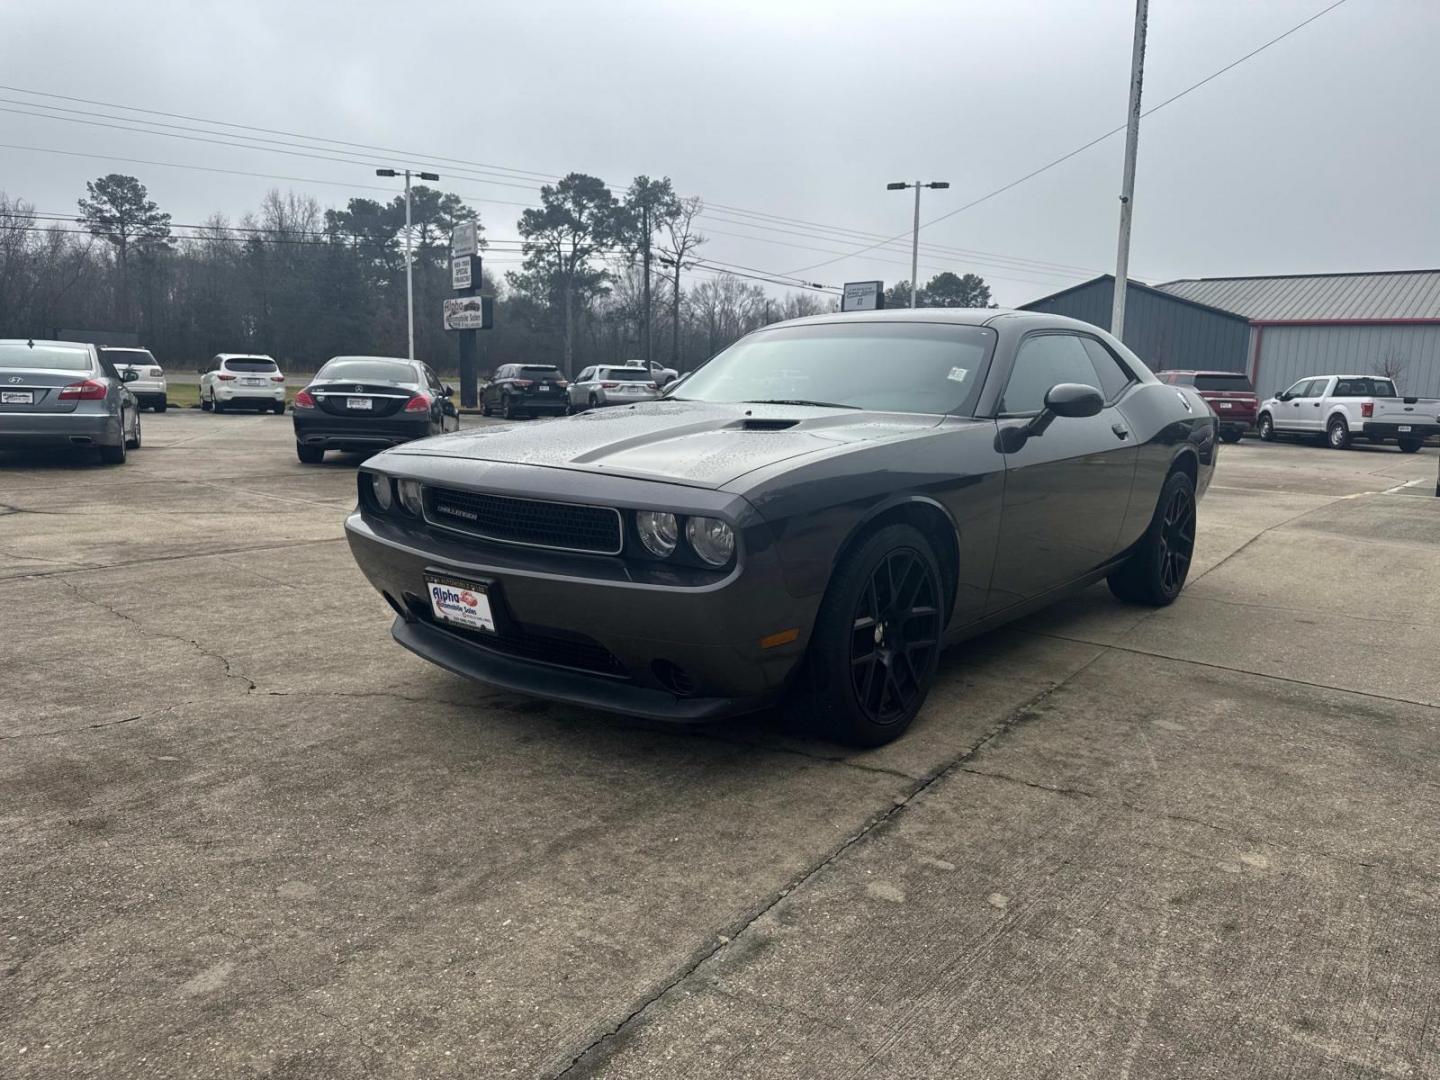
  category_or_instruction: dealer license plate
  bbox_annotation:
[346,397,373,410]
[1398,425,1412,433]
[2,391,34,404]
[426,575,494,633]
[242,377,267,386]
[1217,402,1232,409]
[538,385,550,392]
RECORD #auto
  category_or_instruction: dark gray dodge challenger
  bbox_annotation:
[346,309,1216,745]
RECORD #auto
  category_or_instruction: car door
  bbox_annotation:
[572,368,595,407]
[1293,377,1330,432]
[1274,379,1313,431]
[985,331,1140,613]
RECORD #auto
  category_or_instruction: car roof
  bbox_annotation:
[1162,369,1251,377]
[765,307,1101,332]
[0,338,95,350]
[324,355,414,365]
[217,353,276,360]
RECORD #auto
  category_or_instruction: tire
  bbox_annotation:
[200,392,212,412]
[296,442,325,464]
[480,398,492,417]
[588,394,600,411]
[1108,470,1196,607]
[803,523,944,747]
[212,397,225,414]
[98,439,126,465]
[273,401,286,415]
[1398,438,1423,454]
[502,395,516,420]
[1256,413,1275,441]
[1219,429,1243,444]
[1327,416,1351,450]
[154,397,168,413]
[125,413,141,450]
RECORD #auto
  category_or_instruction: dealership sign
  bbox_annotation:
[842,281,884,312]
[451,255,477,291]
[443,295,494,331]
[451,221,479,258]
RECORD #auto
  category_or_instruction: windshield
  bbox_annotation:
[1194,374,1253,393]
[0,343,93,372]
[225,358,279,372]
[601,369,653,382]
[676,322,997,414]
[102,349,157,368]
[318,359,415,383]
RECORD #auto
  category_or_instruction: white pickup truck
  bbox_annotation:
[1257,374,1440,452]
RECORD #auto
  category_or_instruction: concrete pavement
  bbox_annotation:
[2,413,1437,1078]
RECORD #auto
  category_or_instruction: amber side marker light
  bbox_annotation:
[760,628,800,649]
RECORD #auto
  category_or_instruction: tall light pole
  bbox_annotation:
[376,168,440,360]
[887,180,949,307]
[1110,0,1148,339]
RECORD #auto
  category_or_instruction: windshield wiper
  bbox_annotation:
[742,398,860,409]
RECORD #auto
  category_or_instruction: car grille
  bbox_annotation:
[405,597,627,678]
[423,486,623,554]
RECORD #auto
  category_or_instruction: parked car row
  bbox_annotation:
[0,339,144,464]
[1156,368,1439,451]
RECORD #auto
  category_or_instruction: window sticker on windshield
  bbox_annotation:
[947,367,968,383]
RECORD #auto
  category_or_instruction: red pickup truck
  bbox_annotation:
[1156,370,1258,443]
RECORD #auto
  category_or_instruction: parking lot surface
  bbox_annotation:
[3,411,1438,1078]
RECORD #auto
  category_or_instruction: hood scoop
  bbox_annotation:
[734,417,800,431]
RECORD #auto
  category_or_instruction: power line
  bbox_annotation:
[0,83,1105,283]
[786,0,1355,274]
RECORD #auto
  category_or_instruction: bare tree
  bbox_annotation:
[657,196,706,368]
[1377,344,1408,384]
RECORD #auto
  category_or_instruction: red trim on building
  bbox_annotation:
[1249,318,1440,328]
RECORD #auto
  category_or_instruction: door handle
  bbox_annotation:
[1312,402,1321,407]
[1111,423,1130,440]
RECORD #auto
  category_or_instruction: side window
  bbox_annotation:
[1303,379,1328,399]
[497,366,512,380]
[1281,380,1306,398]
[1079,337,1137,401]
[1000,334,1104,415]
[97,352,121,380]
[422,366,442,392]
[576,368,592,382]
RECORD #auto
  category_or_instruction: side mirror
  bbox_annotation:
[661,372,690,397]
[121,369,139,382]
[442,384,454,397]
[996,382,1104,452]
[1278,392,1292,402]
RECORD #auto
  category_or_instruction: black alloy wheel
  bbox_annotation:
[1109,470,1196,606]
[502,395,516,420]
[1257,413,1274,441]
[479,397,492,417]
[804,523,944,746]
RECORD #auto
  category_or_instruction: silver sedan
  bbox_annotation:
[0,340,142,464]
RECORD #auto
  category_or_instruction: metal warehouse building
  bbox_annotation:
[1023,269,1440,402]
[1155,270,1440,400]
[1020,275,1251,374]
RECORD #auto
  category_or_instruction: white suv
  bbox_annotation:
[100,347,168,412]
[201,354,287,414]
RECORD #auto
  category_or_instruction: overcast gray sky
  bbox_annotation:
[3,0,1436,306]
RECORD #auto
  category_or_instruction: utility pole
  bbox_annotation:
[886,180,949,307]
[641,202,652,367]
[1110,0,1148,339]
[376,168,440,361]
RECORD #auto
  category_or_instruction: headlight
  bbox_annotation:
[369,472,393,511]
[397,478,424,516]
[685,516,735,566]
[636,510,678,557]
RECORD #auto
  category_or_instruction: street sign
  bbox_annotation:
[451,221,479,258]
[842,281,884,312]
[443,296,494,331]
[451,255,477,291]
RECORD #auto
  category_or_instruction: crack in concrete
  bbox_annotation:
[56,576,257,691]
[546,652,1106,1079]
[0,713,143,741]
[5,536,345,582]
[957,765,1385,874]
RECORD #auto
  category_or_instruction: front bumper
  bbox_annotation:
[294,413,431,450]
[344,497,814,721]
[0,412,121,449]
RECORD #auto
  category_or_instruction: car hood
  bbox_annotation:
[383,400,945,489]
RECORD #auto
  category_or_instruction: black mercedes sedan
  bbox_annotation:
[292,355,459,463]
[345,310,1216,745]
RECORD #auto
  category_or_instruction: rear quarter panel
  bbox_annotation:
[1116,382,1217,549]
